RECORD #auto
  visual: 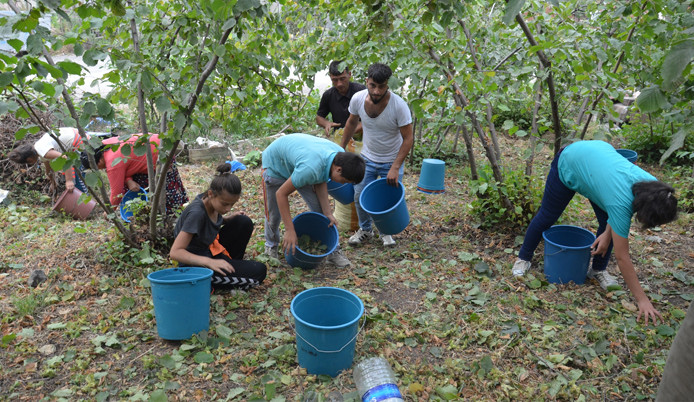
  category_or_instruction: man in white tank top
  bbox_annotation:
[340,63,413,247]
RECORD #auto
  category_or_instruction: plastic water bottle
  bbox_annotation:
[352,357,404,402]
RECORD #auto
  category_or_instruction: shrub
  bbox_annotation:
[469,165,543,229]
[621,118,694,166]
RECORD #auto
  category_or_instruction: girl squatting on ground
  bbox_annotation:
[169,163,266,290]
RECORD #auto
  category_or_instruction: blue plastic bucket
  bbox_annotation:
[290,287,364,377]
[285,212,339,269]
[417,158,446,194]
[616,149,638,163]
[359,179,409,235]
[120,188,148,222]
[542,225,596,284]
[327,180,355,205]
[147,267,213,340]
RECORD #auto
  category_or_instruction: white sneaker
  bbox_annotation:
[512,259,531,277]
[264,245,278,259]
[326,249,351,268]
[587,269,619,290]
[348,228,374,245]
[381,235,396,247]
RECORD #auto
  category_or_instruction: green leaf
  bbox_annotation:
[214,44,226,57]
[1,333,16,347]
[57,61,83,75]
[96,98,112,116]
[26,33,43,54]
[149,390,167,402]
[662,40,694,91]
[47,322,67,330]
[155,95,173,113]
[635,86,670,113]
[659,128,688,165]
[110,0,126,16]
[503,0,525,25]
[159,355,177,369]
[435,384,459,400]
[0,72,14,87]
[222,18,236,30]
[49,157,67,171]
[118,296,135,310]
[216,325,233,339]
[141,70,153,91]
[194,351,214,363]
[656,325,676,337]
[234,0,260,13]
[74,43,84,57]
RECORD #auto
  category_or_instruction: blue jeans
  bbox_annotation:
[518,149,612,271]
[353,157,404,232]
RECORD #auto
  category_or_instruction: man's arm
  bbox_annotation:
[341,114,359,149]
[276,178,299,255]
[386,123,414,185]
[316,115,340,137]
[315,182,337,227]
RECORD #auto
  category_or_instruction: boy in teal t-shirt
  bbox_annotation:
[513,140,678,326]
[261,133,365,268]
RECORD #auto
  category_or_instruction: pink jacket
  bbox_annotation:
[103,134,160,206]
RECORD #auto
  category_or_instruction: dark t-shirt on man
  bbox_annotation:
[173,193,221,258]
[317,81,366,128]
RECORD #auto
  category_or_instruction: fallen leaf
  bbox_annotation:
[39,344,56,355]
[621,300,638,312]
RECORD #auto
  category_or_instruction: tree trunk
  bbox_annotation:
[526,75,543,176]
[459,18,501,161]
[514,14,563,155]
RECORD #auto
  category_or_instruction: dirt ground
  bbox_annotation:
[1,135,693,400]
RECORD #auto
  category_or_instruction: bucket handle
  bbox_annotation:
[288,312,366,354]
[545,246,593,257]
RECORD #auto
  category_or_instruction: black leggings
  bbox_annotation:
[205,214,267,290]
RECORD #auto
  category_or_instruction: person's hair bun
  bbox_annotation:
[216,162,231,175]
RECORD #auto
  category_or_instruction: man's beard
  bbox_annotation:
[369,92,383,104]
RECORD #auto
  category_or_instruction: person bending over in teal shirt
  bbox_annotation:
[512,140,678,325]
[261,133,365,268]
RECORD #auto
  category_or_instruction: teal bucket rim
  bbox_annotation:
[542,225,595,250]
[288,211,339,259]
[422,158,445,165]
[290,287,364,331]
[359,178,405,216]
[148,267,214,284]
[120,188,149,222]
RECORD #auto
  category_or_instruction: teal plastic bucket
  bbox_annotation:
[616,148,638,163]
[285,212,339,269]
[290,287,364,377]
[359,179,409,235]
[417,158,446,194]
[147,267,213,340]
[327,179,355,205]
[120,188,148,222]
[542,225,596,284]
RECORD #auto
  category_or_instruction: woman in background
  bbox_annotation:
[81,133,188,214]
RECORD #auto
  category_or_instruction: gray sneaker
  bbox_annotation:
[326,249,351,268]
[348,228,374,245]
[512,259,531,277]
[381,234,396,247]
[587,269,619,290]
[264,245,279,259]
